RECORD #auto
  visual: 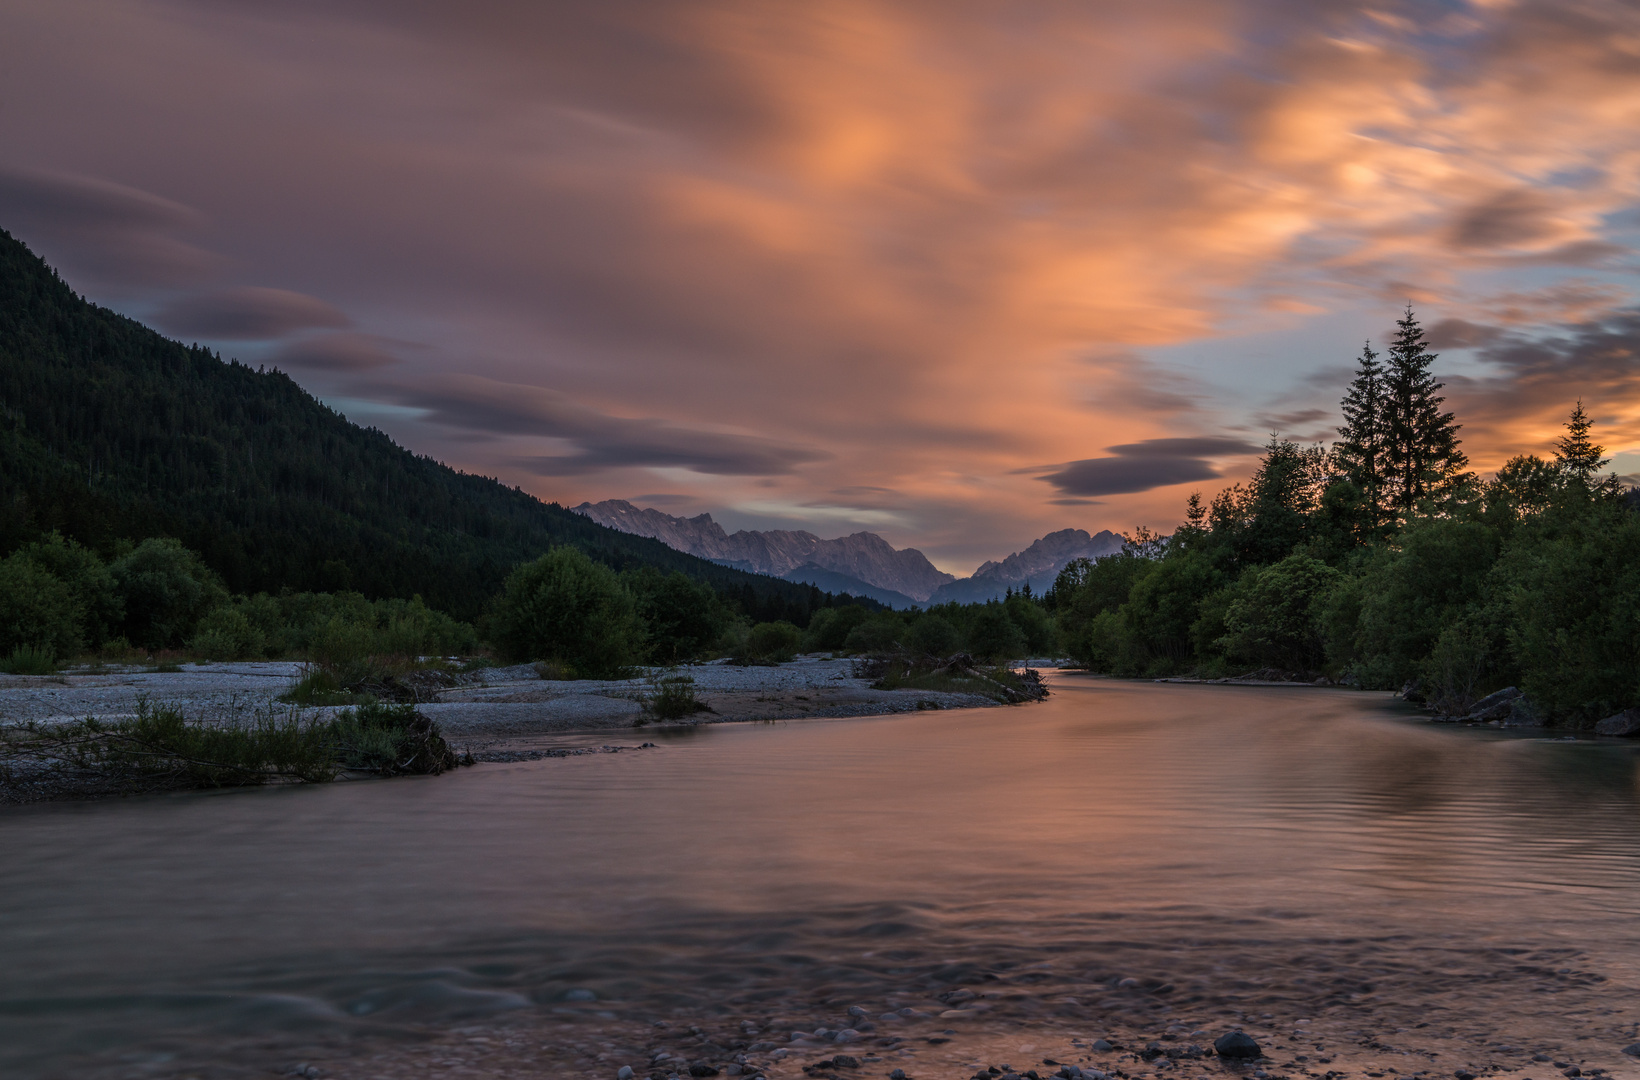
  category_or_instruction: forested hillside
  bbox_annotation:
[0,229,828,622]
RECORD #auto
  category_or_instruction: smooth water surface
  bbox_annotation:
[5,676,1640,1078]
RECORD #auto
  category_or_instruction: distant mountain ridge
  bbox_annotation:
[926,528,1124,605]
[572,500,954,602]
[574,500,1125,608]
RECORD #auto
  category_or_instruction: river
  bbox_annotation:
[3,675,1638,1079]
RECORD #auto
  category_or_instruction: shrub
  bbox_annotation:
[189,605,268,661]
[17,534,122,648]
[112,538,227,648]
[1216,554,1343,672]
[0,644,59,675]
[487,547,645,678]
[742,620,802,664]
[802,605,870,652]
[0,554,82,659]
[842,617,903,655]
[642,674,711,721]
[628,569,729,664]
[966,604,1027,661]
[906,615,960,657]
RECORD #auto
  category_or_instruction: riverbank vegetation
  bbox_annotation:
[0,701,466,800]
[1045,309,1640,727]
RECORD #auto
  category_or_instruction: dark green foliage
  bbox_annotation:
[110,537,227,648]
[1208,438,1333,569]
[1496,501,1640,724]
[1,701,464,798]
[1335,342,1390,537]
[742,620,803,664]
[642,674,711,721]
[843,616,904,655]
[1118,548,1226,673]
[0,553,82,659]
[802,604,871,652]
[906,614,960,657]
[1349,518,1500,688]
[626,568,731,664]
[0,229,844,623]
[1003,594,1057,656]
[0,645,59,675]
[1381,306,1468,518]
[965,604,1027,661]
[1217,554,1342,672]
[16,534,122,647]
[487,547,644,677]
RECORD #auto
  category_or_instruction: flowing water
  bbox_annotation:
[5,675,1640,1080]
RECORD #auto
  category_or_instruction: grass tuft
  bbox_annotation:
[640,674,712,723]
[0,645,58,676]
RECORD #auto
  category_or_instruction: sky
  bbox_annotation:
[2,0,1639,574]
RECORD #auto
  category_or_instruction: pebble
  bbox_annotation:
[847,1006,868,1018]
[890,1071,907,1080]
[1625,1045,1640,1058]
[1213,1032,1262,1061]
[834,1029,860,1043]
[618,1068,635,1080]
[1089,1040,1114,1052]
[564,988,597,1002]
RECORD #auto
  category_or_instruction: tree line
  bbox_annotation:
[1045,307,1639,726]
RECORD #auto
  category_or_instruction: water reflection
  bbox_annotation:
[3,676,1640,1077]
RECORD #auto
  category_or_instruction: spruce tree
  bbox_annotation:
[1553,399,1607,479]
[1334,341,1388,534]
[1381,305,1467,519]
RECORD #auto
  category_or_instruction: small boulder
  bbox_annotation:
[1499,697,1544,728]
[832,1056,860,1069]
[1089,1040,1114,1052]
[1214,1032,1262,1060]
[1623,1043,1640,1057]
[619,1068,635,1080]
[890,1071,908,1080]
[1464,687,1522,723]
[1596,708,1640,737]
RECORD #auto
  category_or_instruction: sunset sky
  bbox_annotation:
[3,0,1639,573]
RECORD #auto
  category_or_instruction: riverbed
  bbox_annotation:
[4,675,1638,1080]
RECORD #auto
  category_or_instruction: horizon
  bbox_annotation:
[4,1,1638,575]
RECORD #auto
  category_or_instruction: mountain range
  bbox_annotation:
[573,501,1124,607]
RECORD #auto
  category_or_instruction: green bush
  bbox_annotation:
[966,604,1026,661]
[17,534,122,649]
[906,614,960,657]
[842,617,904,655]
[627,569,729,664]
[487,547,645,678]
[112,538,227,648]
[1216,554,1343,672]
[742,620,802,664]
[1,644,59,675]
[0,553,82,660]
[189,605,268,661]
[802,605,870,652]
[642,674,711,721]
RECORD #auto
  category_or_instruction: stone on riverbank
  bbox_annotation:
[1596,709,1640,736]
[1213,1032,1261,1060]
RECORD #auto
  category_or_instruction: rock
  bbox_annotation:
[1398,680,1425,704]
[1624,1044,1640,1057]
[878,1013,901,1023]
[942,989,976,1004]
[1499,697,1544,728]
[1089,1040,1114,1052]
[890,1071,907,1080]
[1454,1072,1476,1080]
[1214,1032,1262,1060]
[689,1066,720,1078]
[619,1068,635,1080]
[834,1029,860,1043]
[565,988,597,1002]
[1462,686,1522,722]
[1596,708,1640,736]
[831,1056,860,1069]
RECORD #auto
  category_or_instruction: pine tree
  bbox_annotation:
[1381,305,1467,519]
[1553,400,1607,479]
[1334,341,1388,534]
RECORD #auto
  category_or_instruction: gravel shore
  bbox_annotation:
[0,656,1013,752]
